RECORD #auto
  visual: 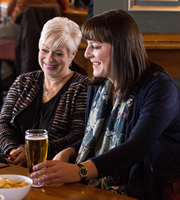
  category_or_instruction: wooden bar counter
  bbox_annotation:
[0,164,136,200]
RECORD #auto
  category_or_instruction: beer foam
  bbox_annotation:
[25,135,48,140]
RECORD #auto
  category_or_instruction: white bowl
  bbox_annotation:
[0,174,33,200]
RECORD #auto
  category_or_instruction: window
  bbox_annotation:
[128,0,180,11]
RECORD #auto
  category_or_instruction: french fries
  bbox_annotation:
[0,177,28,188]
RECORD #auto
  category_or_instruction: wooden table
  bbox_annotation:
[0,164,136,200]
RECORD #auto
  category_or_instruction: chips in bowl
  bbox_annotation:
[0,174,33,200]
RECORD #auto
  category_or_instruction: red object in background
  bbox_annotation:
[0,39,16,60]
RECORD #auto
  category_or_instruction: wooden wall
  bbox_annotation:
[74,34,180,78]
[143,34,180,78]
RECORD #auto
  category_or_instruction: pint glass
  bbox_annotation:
[25,129,48,176]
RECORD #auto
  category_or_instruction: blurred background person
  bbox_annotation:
[0,0,69,89]
[0,0,69,40]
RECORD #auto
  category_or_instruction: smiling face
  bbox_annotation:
[38,43,74,79]
[85,40,112,80]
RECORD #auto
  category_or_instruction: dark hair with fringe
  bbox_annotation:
[82,9,164,101]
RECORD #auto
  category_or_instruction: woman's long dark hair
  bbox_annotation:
[82,9,164,101]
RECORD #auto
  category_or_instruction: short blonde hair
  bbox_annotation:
[39,17,82,54]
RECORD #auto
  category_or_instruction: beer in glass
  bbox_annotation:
[25,129,48,177]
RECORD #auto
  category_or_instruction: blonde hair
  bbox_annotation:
[39,17,82,54]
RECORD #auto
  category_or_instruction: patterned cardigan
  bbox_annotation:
[0,71,90,159]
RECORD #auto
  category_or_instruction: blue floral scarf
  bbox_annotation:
[76,79,136,194]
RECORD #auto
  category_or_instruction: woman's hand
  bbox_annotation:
[30,160,80,185]
[5,147,26,166]
[30,159,99,186]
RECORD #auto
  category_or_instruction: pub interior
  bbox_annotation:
[0,0,180,107]
[0,0,180,200]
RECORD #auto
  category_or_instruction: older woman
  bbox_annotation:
[0,17,90,166]
[30,10,180,200]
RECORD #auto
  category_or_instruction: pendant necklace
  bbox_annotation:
[43,73,73,97]
[44,91,49,96]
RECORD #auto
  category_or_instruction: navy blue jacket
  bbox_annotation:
[72,71,180,200]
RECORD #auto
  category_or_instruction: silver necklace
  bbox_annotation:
[44,91,49,96]
[43,72,73,97]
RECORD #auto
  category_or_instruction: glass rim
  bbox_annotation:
[25,129,48,134]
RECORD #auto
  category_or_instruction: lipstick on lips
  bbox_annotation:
[44,63,57,70]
